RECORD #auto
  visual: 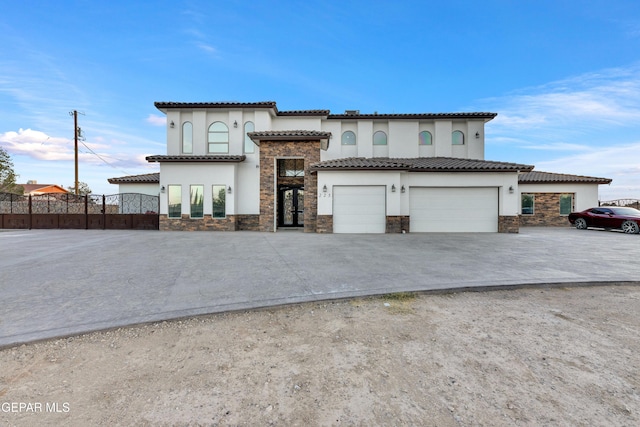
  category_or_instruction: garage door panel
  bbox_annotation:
[333,186,386,234]
[410,187,498,232]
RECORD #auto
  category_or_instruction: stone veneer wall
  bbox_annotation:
[498,216,520,233]
[520,193,572,227]
[386,216,410,233]
[160,214,237,231]
[236,214,260,231]
[259,140,321,232]
[316,215,333,233]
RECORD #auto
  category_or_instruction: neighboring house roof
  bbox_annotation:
[146,155,246,163]
[18,184,68,194]
[519,171,612,184]
[154,101,497,121]
[310,157,534,173]
[108,172,160,184]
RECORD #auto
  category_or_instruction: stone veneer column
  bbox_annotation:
[258,140,321,232]
[498,216,520,233]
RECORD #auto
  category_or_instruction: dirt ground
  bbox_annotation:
[1,285,639,426]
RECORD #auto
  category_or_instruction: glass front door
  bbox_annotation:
[278,186,304,227]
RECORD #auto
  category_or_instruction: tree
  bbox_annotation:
[67,181,92,195]
[0,146,23,194]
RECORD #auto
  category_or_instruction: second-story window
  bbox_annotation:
[373,131,387,146]
[452,130,464,145]
[342,131,356,145]
[208,122,229,153]
[244,121,255,154]
[182,122,193,154]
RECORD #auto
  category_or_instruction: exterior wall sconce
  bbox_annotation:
[233,120,238,128]
[170,121,175,128]
[475,132,480,139]
[160,186,166,193]
[401,185,406,193]
[227,186,232,194]
[322,185,328,193]
[509,185,514,193]
[391,184,396,192]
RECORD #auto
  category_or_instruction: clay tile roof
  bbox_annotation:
[519,171,612,184]
[108,172,160,184]
[154,101,277,111]
[403,157,534,172]
[310,157,533,172]
[145,155,246,163]
[277,110,330,116]
[248,130,332,141]
[327,112,498,121]
[310,158,412,171]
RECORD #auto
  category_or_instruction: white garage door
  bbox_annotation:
[333,186,386,233]
[410,187,498,232]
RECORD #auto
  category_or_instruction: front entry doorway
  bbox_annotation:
[278,185,304,228]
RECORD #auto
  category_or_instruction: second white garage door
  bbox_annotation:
[333,186,386,233]
[410,187,498,232]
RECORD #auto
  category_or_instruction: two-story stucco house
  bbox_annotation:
[110,101,611,233]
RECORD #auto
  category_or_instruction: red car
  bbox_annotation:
[568,207,640,234]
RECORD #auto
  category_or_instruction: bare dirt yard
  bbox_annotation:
[1,284,639,426]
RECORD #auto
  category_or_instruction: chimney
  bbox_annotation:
[27,180,37,184]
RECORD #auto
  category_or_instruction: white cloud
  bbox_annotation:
[483,64,640,135]
[477,63,640,200]
[146,114,166,126]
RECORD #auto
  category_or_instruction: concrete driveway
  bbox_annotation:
[1,227,639,347]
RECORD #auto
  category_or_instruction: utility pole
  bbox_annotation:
[73,110,78,195]
[69,110,82,195]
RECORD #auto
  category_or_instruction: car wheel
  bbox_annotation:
[621,220,639,234]
[574,218,588,230]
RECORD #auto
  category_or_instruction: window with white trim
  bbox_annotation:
[560,194,573,215]
[419,131,432,145]
[373,131,387,145]
[212,185,226,218]
[208,122,229,153]
[190,185,204,218]
[244,121,255,154]
[521,193,534,215]
[168,185,182,218]
[341,131,356,145]
[182,122,193,154]
[452,130,464,145]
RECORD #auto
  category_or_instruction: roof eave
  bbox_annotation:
[145,155,246,163]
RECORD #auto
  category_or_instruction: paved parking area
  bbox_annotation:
[1,227,639,347]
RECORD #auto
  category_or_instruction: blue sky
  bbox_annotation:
[1,0,639,199]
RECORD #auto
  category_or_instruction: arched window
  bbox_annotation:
[452,130,464,145]
[373,131,387,146]
[208,122,229,153]
[341,131,356,145]
[418,131,432,145]
[182,122,193,154]
[244,121,255,154]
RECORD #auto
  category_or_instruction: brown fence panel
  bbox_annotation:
[1,214,30,229]
[87,214,104,229]
[105,214,132,229]
[132,214,160,230]
[31,214,59,229]
[0,192,159,230]
[59,214,87,229]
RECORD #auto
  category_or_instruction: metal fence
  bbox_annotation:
[599,199,640,209]
[0,192,159,230]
